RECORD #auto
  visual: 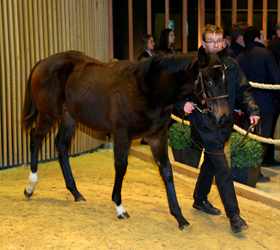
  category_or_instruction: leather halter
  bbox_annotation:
[194,64,228,114]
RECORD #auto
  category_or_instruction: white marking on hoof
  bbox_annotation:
[25,171,38,194]
[114,203,126,216]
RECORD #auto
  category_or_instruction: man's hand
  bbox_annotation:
[249,116,260,125]
[184,102,197,114]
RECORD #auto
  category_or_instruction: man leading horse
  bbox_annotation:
[183,24,260,233]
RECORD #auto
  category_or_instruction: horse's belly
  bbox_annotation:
[66,100,113,132]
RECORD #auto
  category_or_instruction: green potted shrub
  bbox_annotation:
[168,122,201,168]
[230,131,263,187]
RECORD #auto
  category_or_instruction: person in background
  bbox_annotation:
[268,24,280,63]
[138,34,155,145]
[184,24,260,234]
[262,23,280,167]
[227,23,249,126]
[227,22,248,59]
[224,31,231,47]
[138,34,155,61]
[236,26,280,181]
[158,29,175,54]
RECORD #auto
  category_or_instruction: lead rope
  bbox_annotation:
[181,113,255,155]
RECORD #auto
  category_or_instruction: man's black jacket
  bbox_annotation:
[236,42,279,114]
[188,55,260,146]
[267,37,280,67]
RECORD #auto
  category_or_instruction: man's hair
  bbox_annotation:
[275,22,280,33]
[202,24,223,41]
[243,26,262,44]
[229,22,249,41]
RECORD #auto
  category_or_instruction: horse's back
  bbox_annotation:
[37,51,99,72]
[64,59,140,132]
[29,51,101,121]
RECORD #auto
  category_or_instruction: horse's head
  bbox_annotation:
[194,46,230,127]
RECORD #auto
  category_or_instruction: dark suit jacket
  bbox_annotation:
[267,37,280,67]
[236,42,279,114]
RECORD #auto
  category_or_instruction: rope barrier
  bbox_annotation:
[171,114,280,146]
[249,81,280,90]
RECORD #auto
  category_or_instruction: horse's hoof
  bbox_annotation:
[118,212,130,219]
[179,220,190,230]
[24,189,33,198]
[75,196,86,202]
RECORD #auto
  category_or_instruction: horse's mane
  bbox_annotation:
[136,53,198,76]
[104,49,223,79]
[157,54,198,72]
[107,60,138,74]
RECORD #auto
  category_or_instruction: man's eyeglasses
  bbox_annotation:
[204,39,224,45]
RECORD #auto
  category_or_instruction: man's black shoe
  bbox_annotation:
[230,214,248,233]
[257,173,270,183]
[193,200,221,215]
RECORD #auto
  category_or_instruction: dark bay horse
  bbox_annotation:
[21,47,230,230]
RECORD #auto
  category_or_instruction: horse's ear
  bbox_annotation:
[216,47,227,61]
[198,46,210,68]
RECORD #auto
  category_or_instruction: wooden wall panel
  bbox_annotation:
[198,0,205,48]
[147,0,152,34]
[182,0,187,54]
[263,0,267,40]
[215,0,221,27]
[248,0,253,25]
[0,0,109,169]
[165,0,169,28]
[232,0,237,24]
[278,0,280,22]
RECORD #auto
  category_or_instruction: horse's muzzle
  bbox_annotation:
[216,114,230,128]
[212,103,230,128]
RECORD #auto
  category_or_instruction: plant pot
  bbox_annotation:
[171,147,201,168]
[231,164,261,188]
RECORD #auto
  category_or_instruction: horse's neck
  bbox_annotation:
[138,55,198,106]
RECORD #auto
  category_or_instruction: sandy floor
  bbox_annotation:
[1,149,280,250]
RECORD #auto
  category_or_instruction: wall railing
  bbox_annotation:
[0,0,110,169]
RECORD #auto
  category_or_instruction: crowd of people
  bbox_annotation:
[137,23,280,233]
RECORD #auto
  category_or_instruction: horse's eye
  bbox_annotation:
[207,81,213,86]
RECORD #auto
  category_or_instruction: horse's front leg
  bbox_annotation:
[146,129,190,230]
[112,134,132,219]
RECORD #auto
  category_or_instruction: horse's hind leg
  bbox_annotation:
[146,130,189,230]
[112,134,132,219]
[54,112,85,201]
[24,116,57,197]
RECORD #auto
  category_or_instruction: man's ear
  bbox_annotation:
[201,40,206,49]
[277,30,280,37]
[254,37,258,42]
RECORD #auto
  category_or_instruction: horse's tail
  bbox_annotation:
[21,61,41,130]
